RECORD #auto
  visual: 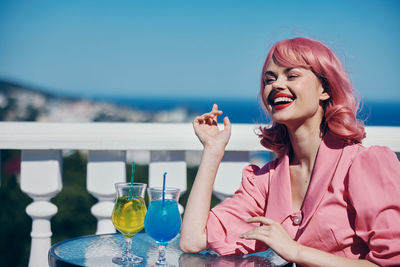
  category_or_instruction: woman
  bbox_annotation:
[179,37,400,266]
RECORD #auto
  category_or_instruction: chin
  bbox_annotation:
[270,112,291,123]
[271,118,290,126]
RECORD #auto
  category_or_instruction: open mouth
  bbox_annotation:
[269,92,295,110]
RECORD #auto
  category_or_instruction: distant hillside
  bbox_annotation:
[0,80,193,122]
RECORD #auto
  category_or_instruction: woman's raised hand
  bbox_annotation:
[180,104,232,253]
[193,104,231,152]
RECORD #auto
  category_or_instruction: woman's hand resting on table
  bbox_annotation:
[193,104,231,153]
[240,217,379,267]
[240,217,300,263]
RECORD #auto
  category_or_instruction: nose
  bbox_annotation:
[270,76,286,90]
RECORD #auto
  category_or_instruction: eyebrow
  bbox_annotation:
[264,71,276,77]
[264,67,295,77]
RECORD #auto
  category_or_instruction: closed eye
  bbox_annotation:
[264,71,276,85]
[286,68,302,80]
[265,77,275,85]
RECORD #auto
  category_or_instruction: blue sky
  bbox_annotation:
[0,0,399,101]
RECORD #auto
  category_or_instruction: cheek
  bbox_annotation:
[261,87,270,104]
[261,91,271,112]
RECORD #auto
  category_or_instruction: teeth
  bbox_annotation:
[273,97,293,104]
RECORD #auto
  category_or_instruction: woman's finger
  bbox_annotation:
[193,104,224,127]
[223,116,231,126]
[211,104,223,116]
[196,113,214,122]
[193,116,205,126]
[211,103,219,113]
[206,117,216,126]
[196,105,222,122]
[240,232,270,243]
[222,116,232,137]
[240,225,272,239]
[246,216,275,225]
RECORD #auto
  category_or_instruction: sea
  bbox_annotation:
[100,97,400,126]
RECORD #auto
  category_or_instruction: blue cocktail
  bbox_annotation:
[145,199,181,244]
[145,187,181,266]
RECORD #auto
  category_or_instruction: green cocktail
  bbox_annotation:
[112,196,147,238]
[112,182,147,265]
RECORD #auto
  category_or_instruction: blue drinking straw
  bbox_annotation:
[162,172,167,204]
[129,162,135,199]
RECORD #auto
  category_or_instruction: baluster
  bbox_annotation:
[213,151,250,201]
[87,150,126,234]
[20,150,62,267]
[149,150,187,213]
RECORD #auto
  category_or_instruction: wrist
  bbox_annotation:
[293,243,305,263]
[203,146,225,159]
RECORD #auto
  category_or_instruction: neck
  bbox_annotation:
[287,123,324,170]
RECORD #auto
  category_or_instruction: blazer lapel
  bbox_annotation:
[265,155,293,223]
[300,133,345,229]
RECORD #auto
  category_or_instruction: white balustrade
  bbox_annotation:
[0,122,399,267]
[214,151,251,201]
[87,150,126,234]
[20,150,62,267]
[149,150,187,213]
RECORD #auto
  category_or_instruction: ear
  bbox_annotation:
[319,86,330,101]
[320,91,330,101]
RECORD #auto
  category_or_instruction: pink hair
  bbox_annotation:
[259,37,365,156]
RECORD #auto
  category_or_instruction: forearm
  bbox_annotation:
[180,147,225,253]
[295,244,378,267]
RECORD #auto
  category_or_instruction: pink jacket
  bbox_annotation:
[206,133,400,266]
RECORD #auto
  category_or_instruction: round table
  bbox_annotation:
[49,232,289,266]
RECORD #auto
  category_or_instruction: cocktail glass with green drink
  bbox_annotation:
[112,182,147,265]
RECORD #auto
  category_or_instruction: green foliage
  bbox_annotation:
[0,150,31,267]
[51,151,97,243]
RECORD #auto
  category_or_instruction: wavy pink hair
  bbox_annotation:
[259,37,365,156]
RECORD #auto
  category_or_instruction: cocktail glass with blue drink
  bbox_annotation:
[144,187,181,266]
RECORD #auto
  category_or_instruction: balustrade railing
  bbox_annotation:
[0,122,399,267]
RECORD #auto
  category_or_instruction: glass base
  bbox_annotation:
[154,244,168,266]
[154,260,168,266]
[112,255,143,265]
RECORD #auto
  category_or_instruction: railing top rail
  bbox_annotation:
[0,122,265,151]
[0,122,399,152]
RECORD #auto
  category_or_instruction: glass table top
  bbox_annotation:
[49,232,288,267]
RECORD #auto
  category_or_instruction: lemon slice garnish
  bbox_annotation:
[122,201,133,212]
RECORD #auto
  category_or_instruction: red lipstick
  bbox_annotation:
[270,92,294,110]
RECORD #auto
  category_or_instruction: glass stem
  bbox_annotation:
[123,236,133,261]
[156,244,167,265]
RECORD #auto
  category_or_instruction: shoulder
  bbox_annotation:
[240,158,280,194]
[350,144,399,168]
[242,157,280,179]
[345,145,400,264]
[347,143,400,194]
[356,143,397,157]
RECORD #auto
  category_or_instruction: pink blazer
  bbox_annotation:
[206,133,400,266]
